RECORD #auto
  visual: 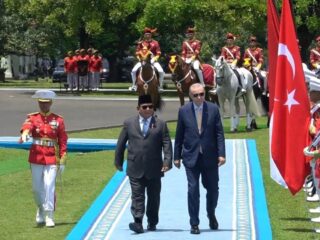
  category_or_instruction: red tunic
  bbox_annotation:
[310,47,320,69]
[136,40,161,58]
[221,45,241,64]
[21,112,68,165]
[89,56,102,72]
[181,39,202,59]
[243,47,264,67]
[64,56,76,73]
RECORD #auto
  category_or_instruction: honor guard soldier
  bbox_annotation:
[19,90,68,227]
[64,51,77,90]
[181,27,205,87]
[310,36,320,70]
[89,49,102,90]
[130,27,164,92]
[221,33,245,93]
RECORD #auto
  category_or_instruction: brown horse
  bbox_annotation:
[168,54,218,106]
[136,49,163,111]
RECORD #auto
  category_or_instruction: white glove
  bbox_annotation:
[317,65,320,70]
[185,58,192,64]
[151,58,155,64]
[21,133,29,142]
[58,165,65,175]
[304,147,320,157]
[253,67,259,72]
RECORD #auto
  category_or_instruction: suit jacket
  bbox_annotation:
[174,101,225,168]
[115,115,172,179]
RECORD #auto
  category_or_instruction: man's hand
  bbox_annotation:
[58,165,65,175]
[304,147,320,158]
[218,157,226,167]
[20,130,30,143]
[174,159,181,169]
[115,164,123,172]
[161,165,170,172]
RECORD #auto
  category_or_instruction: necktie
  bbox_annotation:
[196,107,202,134]
[142,119,149,136]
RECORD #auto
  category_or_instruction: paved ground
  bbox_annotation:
[0,89,182,136]
[0,88,266,136]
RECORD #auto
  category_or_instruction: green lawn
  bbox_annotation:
[0,117,317,239]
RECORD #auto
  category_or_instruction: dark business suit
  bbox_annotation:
[115,115,172,225]
[174,101,225,226]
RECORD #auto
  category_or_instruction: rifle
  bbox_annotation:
[308,130,320,151]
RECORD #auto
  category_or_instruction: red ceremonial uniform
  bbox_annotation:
[136,40,161,58]
[243,47,264,67]
[89,55,102,72]
[21,112,68,165]
[310,47,320,69]
[64,56,76,73]
[181,39,202,59]
[221,45,241,64]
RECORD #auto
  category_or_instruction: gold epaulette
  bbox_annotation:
[27,112,39,116]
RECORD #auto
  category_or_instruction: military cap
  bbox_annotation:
[32,90,56,102]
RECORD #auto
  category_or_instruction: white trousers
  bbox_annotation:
[186,59,204,84]
[131,62,164,86]
[31,164,57,211]
[91,72,100,89]
[67,73,76,89]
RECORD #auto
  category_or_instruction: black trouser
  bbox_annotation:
[185,154,219,226]
[129,176,161,225]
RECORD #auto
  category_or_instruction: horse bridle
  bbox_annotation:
[139,64,156,94]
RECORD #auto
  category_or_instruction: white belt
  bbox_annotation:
[33,139,56,147]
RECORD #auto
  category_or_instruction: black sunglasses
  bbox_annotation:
[141,104,154,110]
[193,92,205,98]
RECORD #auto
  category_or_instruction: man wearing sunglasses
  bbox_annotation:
[174,83,225,234]
[114,94,173,234]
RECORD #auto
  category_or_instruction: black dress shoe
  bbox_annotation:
[129,222,144,234]
[209,215,219,230]
[147,224,157,231]
[190,225,200,234]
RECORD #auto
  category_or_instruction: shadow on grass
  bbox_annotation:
[280,217,310,222]
[283,228,315,233]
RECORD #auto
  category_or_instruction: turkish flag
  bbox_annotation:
[267,0,279,114]
[271,0,310,195]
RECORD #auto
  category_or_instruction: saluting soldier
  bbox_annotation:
[77,49,90,90]
[130,27,164,92]
[310,36,320,70]
[181,27,205,87]
[19,90,68,227]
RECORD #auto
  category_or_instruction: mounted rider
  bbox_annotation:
[310,36,320,72]
[130,27,164,92]
[220,33,246,94]
[181,27,205,87]
[243,36,266,94]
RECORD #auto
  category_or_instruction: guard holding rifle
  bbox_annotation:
[304,81,320,228]
[19,90,68,227]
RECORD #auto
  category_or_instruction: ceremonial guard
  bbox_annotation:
[243,36,266,94]
[89,49,102,90]
[130,27,164,92]
[77,49,90,90]
[181,27,205,87]
[64,51,77,90]
[304,81,320,229]
[19,90,68,227]
[310,36,320,70]
[220,33,246,93]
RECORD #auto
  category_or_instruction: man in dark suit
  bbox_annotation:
[174,83,226,234]
[115,94,173,234]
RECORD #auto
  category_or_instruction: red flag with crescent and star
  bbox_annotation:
[271,0,310,195]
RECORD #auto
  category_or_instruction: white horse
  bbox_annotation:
[213,56,260,132]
